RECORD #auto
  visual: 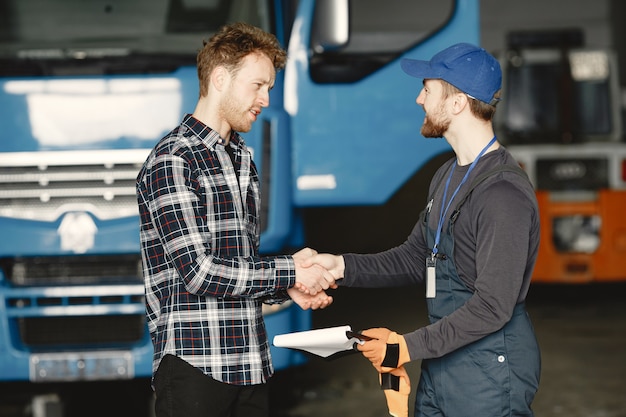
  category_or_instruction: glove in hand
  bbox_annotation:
[357,327,410,373]
[380,366,410,417]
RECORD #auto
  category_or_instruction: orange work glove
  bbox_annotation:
[379,366,411,417]
[357,328,411,373]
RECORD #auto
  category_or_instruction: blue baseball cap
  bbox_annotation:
[401,43,501,106]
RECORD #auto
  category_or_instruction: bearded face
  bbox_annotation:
[220,88,255,133]
[218,52,274,134]
[420,101,450,138]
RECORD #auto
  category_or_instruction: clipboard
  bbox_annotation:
[272,325,376,358]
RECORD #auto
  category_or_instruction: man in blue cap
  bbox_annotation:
[305,43,541,416]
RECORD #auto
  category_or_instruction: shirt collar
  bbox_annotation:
[182,114,244,148]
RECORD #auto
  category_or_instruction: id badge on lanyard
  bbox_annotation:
[426,254,436,298]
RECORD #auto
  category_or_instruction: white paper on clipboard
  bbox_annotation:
[272,325,366,358]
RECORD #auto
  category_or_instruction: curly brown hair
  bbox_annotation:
[196,22,287,98]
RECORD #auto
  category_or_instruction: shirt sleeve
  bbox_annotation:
[341,218,428,288]
[144,149,295,299]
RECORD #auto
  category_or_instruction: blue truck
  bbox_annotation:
[0,0,478,414]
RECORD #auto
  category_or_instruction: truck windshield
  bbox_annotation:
[0,0,271,75]
[499,48,620,145]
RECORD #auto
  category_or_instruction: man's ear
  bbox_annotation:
[211,66,229,92]
[451,92,469,114]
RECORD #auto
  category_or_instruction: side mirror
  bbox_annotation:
[311,0,349,53]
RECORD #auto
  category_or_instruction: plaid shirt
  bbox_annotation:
[136,114,295,385]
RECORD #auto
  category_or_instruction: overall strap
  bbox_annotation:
[449,164,530,224]
[422,158,456,225]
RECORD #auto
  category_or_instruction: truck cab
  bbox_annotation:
[496,29,626,283]
[0,0,479,414]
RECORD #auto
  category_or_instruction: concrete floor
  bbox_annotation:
[269,282,626,417]
[0,282,622,417]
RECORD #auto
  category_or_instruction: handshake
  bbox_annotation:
[286,247,344,311]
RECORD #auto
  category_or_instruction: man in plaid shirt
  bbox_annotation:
[136,22,335,417]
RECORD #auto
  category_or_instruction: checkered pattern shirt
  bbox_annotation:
[136,114,295,385]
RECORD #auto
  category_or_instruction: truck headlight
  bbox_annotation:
[553,215,601,253]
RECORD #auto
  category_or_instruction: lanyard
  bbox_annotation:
[432,136,497,257]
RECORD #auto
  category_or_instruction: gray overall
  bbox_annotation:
[415,166,541,417]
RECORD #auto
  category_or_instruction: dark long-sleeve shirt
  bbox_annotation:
[136,114,294,385]
[341,147,539,360]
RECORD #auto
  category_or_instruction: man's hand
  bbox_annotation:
[301,252,345,281]
[292,248,337,295]
[287,287,333,310]
[380,366,411,417]
[291,247,318,264]
[356,328,411,373]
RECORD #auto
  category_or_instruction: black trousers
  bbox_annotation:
[153,354,269,417]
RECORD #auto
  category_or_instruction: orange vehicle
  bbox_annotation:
[497,29,626,283]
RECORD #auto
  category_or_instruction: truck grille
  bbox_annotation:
[0,254,143,286]
[0,149,149,221]
[19,315,146,347]
[536,158,608,191]
[2,254,147,348]
[6,283,147,350]
[0,150,151,351]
